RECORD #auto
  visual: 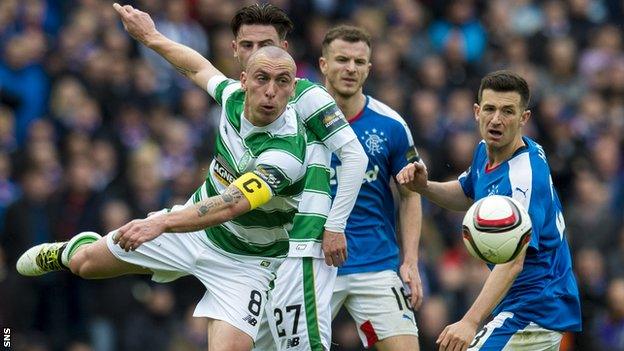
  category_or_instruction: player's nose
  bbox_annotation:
[490,110,503,124]
[265,81,277,98]
[345,60,357,72]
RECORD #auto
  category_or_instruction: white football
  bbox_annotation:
[462,195,532,264]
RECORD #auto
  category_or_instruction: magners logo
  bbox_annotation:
[212,158,236,185]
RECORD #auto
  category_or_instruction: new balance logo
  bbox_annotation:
[514,187,528,198]
[286,337,300,348]
[243,314,257,326]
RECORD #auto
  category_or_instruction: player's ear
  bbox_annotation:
[281,40,289,51]
[520,109,531,126]
[319,56,327,74]
[240,71,248,91]
[232,40,238,58]
[363,61,372,80]
[473,103,480,121]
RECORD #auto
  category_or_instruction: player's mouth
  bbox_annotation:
[487,129,503,140]
[341,77,358,85]
[260,104,275,112]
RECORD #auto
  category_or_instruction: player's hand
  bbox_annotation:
[113,3,158,45]
[399,261,424,310]
[396,161,428,193]
[322,230,347,267]
[113,216,167,251]
[436,319,478,351]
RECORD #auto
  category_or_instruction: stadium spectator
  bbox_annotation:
[593,277,624,351]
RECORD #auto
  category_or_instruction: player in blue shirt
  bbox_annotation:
[322,25,423,350]
[398,70,581,350]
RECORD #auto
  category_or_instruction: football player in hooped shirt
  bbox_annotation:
[104,4,368,350]
[17,45,309,351]
[398,70,581,351]
[322,25,423,350]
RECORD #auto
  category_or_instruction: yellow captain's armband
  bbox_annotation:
[232,172,272,210]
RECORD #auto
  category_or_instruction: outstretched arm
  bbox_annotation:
[397,161,473,211]
[114,184,251,251]
[113,3,222,89]
[114,167,278,251]
[164,185,251,233]
[436,248,527,351]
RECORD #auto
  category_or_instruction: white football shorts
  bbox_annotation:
[253,256,337,351]
[467,312,563,350]
[106,208,282,341]
[330,270,419,348]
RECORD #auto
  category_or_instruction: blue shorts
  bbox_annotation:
[468,312,563,350]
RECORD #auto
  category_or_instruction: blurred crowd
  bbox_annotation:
[0,0,623,350]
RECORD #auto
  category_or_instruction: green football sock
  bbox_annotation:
[65,235,99,262]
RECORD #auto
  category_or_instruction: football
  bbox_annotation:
[462,195,532,264]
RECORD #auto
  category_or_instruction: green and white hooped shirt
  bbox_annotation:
[192,76,307,258]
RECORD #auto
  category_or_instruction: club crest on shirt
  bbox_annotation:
[360,129,387,156]
[238,150,252,170]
